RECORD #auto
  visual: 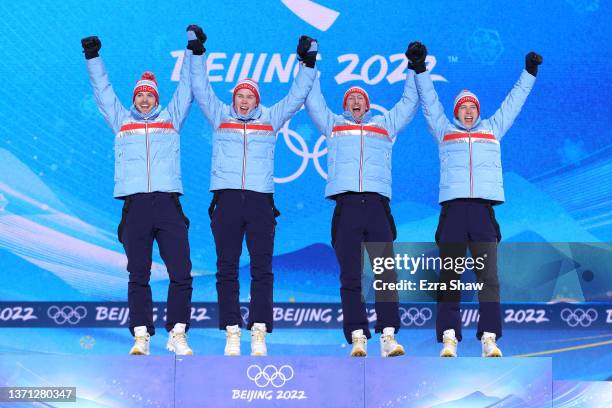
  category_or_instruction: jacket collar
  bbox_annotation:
[130,105,162,121]
[230,104,263,122]
[452,115,481,131]
[342,110,373,124]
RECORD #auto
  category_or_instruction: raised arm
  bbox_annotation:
[489,52,542,140]
[268,36,318,132]
[166,26,202,131]
[408,42,450,143]
[304,74,336,137]
[382,66,419,137]
[82,36,129,134]
[188,27,228,129]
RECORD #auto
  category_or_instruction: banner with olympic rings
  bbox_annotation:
[0,0,610,303]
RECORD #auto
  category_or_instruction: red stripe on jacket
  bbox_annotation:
[119,122,175,132]
[332,125,389,137]
[218,123,274,132]
[443,133,496,142]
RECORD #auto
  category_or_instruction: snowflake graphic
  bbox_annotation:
[557,138,588,165]
[80,335,96,350]
[467,29,504,65]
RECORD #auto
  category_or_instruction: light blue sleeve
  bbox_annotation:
[268,65,316,132]
[166,49,193,131]
[304,73,337,137]
[414,71,451,144]
[489,70,536,141]
[381,69,419,136]
[86,56,129,134]
[190,53,229,129]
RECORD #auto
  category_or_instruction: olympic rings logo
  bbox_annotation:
[399,307,432,327]
[560,308,598,328]
[273,104,391,183]
[47,305,87,325]
[247,364,294,388]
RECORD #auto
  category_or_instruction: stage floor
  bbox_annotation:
[1,327,610,382]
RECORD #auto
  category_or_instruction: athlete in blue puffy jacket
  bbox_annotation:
[305,44,419,357]
[82,27,201,356]
[407,41,543,358]
[189,29,317,356]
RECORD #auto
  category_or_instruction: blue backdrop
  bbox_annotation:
[0,0,610,303]
[0,2,611,385]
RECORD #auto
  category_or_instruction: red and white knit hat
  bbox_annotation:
[133,72,159,103]
[343,86,370,111]
[233,78,260,106]
[453,90,480,118]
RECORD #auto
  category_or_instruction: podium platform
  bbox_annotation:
[4,355,601,407]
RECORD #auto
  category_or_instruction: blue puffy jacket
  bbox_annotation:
[305,71,419,199]
[190,54,316,193]
[86,51,193,198]
[415,70,536,203]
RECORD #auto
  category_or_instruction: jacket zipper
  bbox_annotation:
[359,123,364,192]
[241,122,247,190]
[145,121,151,192]
[468,130,473,197]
